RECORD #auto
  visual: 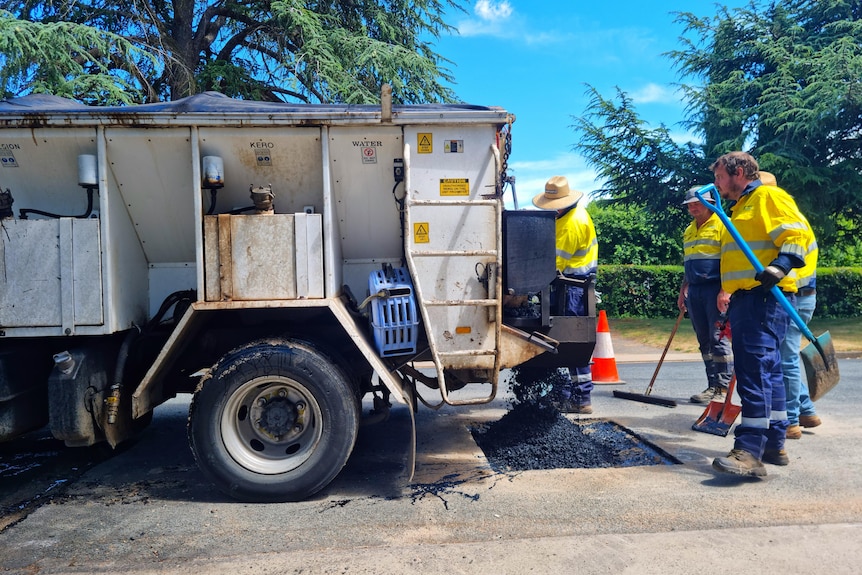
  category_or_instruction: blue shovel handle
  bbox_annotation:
[693,184,821,348]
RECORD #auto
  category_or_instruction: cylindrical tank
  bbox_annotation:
[78,154,98,188]
[202,156,225,189]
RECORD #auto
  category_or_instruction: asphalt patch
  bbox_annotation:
[471,367,678,472]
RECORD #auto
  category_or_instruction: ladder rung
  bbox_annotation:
[424,299,497,306]
[410,250,497,257]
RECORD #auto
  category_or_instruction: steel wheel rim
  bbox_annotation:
[221,375,323,475]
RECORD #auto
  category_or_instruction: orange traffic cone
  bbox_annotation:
[592,310,625,384]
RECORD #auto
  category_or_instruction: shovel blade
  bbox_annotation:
[692,399,741,437]
[801,331,840,402]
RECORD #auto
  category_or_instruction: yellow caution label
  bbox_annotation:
[440,178,470,196]
[414,222,430,243]
[417,133,433,154]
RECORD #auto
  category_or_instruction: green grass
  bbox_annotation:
[608,316,861,353]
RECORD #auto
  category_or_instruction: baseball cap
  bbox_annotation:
[683,186,714,204]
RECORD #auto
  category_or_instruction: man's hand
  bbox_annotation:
[717,289,731,314]
[755,265,786,290]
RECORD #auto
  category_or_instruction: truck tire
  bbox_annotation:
[188,338,360,502]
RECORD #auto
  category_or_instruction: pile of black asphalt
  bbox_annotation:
[471,367,674,472]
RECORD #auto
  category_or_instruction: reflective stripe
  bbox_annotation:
[779,243,807,259]
[740,416,770,429]
[563,264,596,276]
[722,269,755,282]
[712,354,734,363]
[769,221,807,241]
[557,237,598,260]
[554,205,598,276]
[684,217,723,282]
[685,251,719,261]
[771,411,788,421]
[719,186,814,294]
[574,372,592,383]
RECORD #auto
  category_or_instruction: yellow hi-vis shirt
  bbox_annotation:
[720,184,814,294]
[788,215,818,290]
[683,213,723,285]
[555,204,598,276]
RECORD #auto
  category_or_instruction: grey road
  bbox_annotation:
[1,347,861,575]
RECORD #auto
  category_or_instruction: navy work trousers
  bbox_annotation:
[728,289,791,457]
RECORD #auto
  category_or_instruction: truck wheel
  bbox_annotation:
[188,338,359,502]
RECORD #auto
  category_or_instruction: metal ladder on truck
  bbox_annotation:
[401,142,503,406]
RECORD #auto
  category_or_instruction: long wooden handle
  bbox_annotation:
[645,309,685,395]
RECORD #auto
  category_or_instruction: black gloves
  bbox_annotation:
[755,265,787,290]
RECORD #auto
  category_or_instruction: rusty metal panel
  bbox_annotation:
[294,213,324,298]
[230,215,297,300]
[203,216,220,300]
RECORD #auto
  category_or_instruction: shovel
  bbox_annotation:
[612,310,682,408]
[694,185,840,400]
[692,373,741,436]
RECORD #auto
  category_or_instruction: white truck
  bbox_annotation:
[0,88,596,501]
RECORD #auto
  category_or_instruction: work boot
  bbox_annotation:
[712,449,767,477]
[556,399,593,414]
[785,424,802,440]
[690,386,726,404]
[572,403,593,415]
[762,449,790,466]
[800,414,822,428]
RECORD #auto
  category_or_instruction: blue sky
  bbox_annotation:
[434,0,746,208]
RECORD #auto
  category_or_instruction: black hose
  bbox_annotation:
[106,325,140,425]
[206,189,218,215]
[19,188,95,220]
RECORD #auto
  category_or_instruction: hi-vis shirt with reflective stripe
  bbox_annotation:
[788,215,818,290]
[556,205,598,276]
[683,213,723,285]
[720,184,814,294]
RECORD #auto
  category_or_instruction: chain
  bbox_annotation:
[500,115,514,182]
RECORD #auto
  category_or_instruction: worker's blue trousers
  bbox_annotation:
[686,282,733,389]
[552,280,593,404]
[728,289,791,457]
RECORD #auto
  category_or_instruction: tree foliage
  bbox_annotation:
[588,201,682,266]
[574,0,862,265]
[575,86,709,239]
[0,0,463,104]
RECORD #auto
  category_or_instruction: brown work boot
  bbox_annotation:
[800,414,822,428]
[557,399,592,414]
[712,449,767,477]
[690,386,726,404]
[572,403,593,414]
[762,449,790,466]
[786,424,802,440]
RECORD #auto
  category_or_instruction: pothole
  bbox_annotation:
[470,367,679,472]
[471,405,678,472]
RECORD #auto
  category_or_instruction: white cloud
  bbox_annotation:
[668,129,701,145]
[505,152,602,209]
[475,0,513,21]
[629,82,676,105]
[458,0,514,37]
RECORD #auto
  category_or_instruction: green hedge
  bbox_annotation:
[597,265,862,319]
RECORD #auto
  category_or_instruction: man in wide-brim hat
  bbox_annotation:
[532,175,584,211]
[529,175,598,414]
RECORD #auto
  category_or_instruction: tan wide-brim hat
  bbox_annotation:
[532,176,584,210]
[759,171,777,186]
